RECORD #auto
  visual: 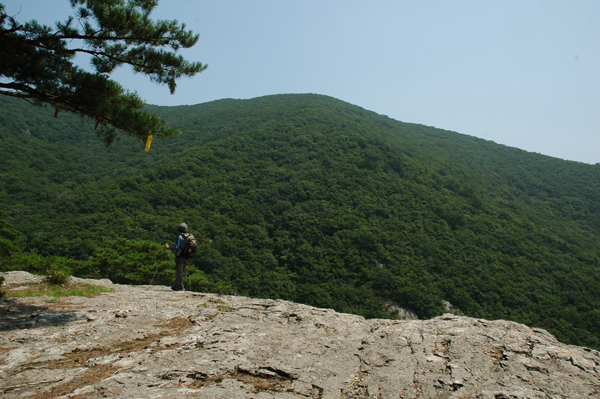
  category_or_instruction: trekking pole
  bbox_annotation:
[150,262,160,285]
[150,249,166,285]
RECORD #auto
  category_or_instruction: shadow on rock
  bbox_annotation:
[0,299,83,331]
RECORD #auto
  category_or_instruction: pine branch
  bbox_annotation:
[0,0,205,144]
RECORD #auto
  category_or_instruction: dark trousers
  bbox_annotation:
[174,256,188,290]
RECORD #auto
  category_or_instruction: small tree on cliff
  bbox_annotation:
[0,211,20,259]
[0,0,207,143]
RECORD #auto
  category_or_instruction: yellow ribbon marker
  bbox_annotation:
[145,134,153,152]
[54,103,60,118]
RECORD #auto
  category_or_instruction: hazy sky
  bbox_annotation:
[4,1,600,164]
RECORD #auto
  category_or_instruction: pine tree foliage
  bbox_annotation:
[0,0,206,143]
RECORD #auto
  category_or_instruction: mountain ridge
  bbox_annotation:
[1,93,600,350]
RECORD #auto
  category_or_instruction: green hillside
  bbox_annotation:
[2,94,600,349]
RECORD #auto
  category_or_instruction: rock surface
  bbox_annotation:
[1,271,599,398]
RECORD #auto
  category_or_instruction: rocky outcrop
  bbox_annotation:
[1,271,599,398]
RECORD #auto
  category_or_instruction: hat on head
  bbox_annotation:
[177,223,189,233]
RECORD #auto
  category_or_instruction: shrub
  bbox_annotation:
[0,252,71,275]
[45,269,70,286]
[216,281,235,295]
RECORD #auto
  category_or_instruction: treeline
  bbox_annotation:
[1,94,600,349]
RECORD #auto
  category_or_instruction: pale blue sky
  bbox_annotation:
[4,1,600,164]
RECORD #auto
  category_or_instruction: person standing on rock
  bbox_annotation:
[165,223,196,291]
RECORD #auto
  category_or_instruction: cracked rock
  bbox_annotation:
[1,271,599,398]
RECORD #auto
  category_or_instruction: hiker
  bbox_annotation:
[165,223,196,291]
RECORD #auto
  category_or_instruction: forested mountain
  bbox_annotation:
[1,94,600,349]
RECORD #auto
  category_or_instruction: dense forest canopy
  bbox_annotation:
[1,93,600,350]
